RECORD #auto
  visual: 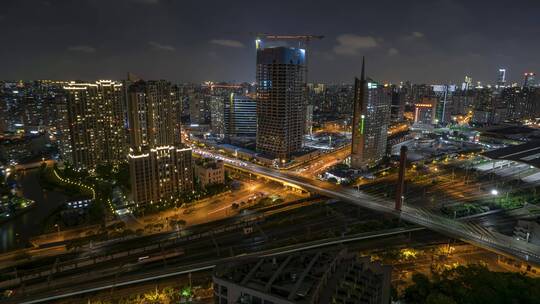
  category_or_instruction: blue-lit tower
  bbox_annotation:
[255,43,307,161]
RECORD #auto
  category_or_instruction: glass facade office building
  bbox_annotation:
[224,93,257,140]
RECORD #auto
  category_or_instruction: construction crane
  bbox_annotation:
[253,33,323,83]
[254,33,323,49]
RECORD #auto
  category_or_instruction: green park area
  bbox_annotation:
[402,264,540,304]
[38,163,131,230]
[86,284,211,304]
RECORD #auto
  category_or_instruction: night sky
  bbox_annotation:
[2,0,539,84]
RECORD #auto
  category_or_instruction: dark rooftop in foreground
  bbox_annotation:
[213,248,391,304]
[482,141,540,168]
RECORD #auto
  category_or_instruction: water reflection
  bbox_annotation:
[0,168,67,252]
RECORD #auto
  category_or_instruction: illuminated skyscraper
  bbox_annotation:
[462,76,472,91]
[414,97,438,125]
[127,80,193,206]
[224,93,257,141]
[351,58,391,169]
[61,80,126,170]
[390,85,405,122]
[210,95,225,138]
[497,68,507,87]
[127,80,181,148]
[523,72,536,88]
[256,45,306,161]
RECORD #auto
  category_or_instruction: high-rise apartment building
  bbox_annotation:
[128,145,193,206]
[210,95,225,138]
[256,46,306,161]
[127,80,181,148]
[126,80,193,206]
[61,80,126,170]
[351,59,391,169]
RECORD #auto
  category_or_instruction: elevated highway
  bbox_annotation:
[195,149,540,265]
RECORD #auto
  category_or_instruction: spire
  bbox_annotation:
[360,56,365,82]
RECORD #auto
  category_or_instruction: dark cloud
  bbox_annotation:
[210,39,245,48]
[130,0,160,4]
[387,48,399,56]
[148,41,175,51]
[333,34,378,55]
[1,0,539,84]
[67,45,97,53]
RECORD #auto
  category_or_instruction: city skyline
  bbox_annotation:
[1,1,540,303]
[2,0,540,84]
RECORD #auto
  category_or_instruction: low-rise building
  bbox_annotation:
[194,158,225,188]
[213,248,391,304]
[514,220,540,246]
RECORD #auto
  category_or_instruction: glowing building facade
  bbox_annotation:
[351,59,391,169]
[126,80,193,206]
[61,80,126,170]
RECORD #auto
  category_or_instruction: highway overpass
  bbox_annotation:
[195,149,540,265]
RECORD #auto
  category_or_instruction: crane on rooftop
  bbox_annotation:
[254,33,324,49]
[254,33,323,84]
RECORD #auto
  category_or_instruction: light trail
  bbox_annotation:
[193,148,540,265]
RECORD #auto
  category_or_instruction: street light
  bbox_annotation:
[491,189,499,196]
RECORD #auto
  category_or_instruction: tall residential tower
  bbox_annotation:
[127,80,193,206]
[350,58,391,169]
[61,80,126,170]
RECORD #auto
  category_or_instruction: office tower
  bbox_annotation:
[523,72,536,88]
[0,84,7,134]
[390,84,405,122]
[256,45,306,161]
[207,83,249,139]
[210,96,225,137]
[188,89,211,125]
[61,80,126,170]
[316,84,354,117]
[499,86,537,121]
[471,88,496,124]
[410,84,434,103]
[432,84,456,124]
[224,93,257,141]
[497,68,507,87]
[213,248,391,304]
[462,76,473,91]
[305,104,314,134]
[351,58,391,169]
[414,97,438,125]
[127,80,193,206]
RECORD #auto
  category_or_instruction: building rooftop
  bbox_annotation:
[213,248,391,304]
[482,141,540,168]
[195,157,223,169]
